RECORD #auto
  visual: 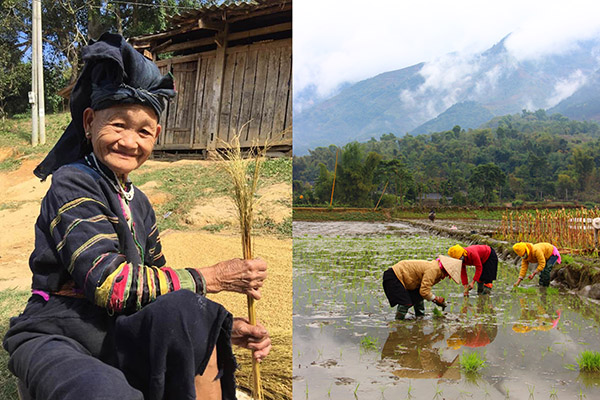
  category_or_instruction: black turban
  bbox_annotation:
[34,32,176,180]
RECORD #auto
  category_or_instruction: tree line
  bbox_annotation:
[293,110,600,207]
[0,0,217,117]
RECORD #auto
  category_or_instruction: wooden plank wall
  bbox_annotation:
[156,38,291,151]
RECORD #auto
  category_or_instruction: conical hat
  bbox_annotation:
[438,255,462,284]
[593,218,600,230]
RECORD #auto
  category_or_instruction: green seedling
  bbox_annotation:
[432,307,443,318]
[576,350,600,372]
[460,351,486,373]
[354,383,360,398]
[527,384,535,399]
[360,335,379,352]
[432,383,443,399]
[549,386,558,400]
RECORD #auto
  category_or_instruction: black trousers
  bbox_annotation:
[479,248,498,284]
[382,268,423,307]
[3,290,237,400]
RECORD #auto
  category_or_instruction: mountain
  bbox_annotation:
[294,35,600,155]
[410,101,494,134]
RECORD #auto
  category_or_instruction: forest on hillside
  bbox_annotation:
[0,0,219,117]
[293,110,600,207]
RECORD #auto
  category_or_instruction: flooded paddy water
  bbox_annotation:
[293,221,600,399]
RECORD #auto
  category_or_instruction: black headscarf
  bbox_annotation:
[34,32,176,180]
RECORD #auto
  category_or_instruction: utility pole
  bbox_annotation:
[30,0,45,146]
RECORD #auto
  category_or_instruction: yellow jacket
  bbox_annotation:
[391,260,445,301]
[519,242,555,278]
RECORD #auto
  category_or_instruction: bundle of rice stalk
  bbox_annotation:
[218,134,267,400]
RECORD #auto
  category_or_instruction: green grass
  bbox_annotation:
[513,286,559,295]
[359,335,379,352]
[292,209,387,222]
[0,112,70,171]
[460,351,487,373]
[432,307,443,318]
[0,289,31,400]
[576,350,600,372]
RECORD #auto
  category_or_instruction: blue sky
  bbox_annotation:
[294,0,600,112]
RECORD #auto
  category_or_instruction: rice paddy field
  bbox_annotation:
[293,221,600,399]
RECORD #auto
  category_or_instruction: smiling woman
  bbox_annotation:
[83,105,160,181]
[3,33,271,400]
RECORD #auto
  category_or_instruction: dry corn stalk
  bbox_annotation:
[496,207,600,253]
[218,134,266,400]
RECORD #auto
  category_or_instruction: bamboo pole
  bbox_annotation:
[374,181,389,211]
[330,148,338,207]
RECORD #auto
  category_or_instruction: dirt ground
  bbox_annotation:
[0,157,292,399]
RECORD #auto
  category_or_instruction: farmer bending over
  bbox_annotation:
[3,33,270,400]
[382,255,462,320]
[447,244,498,296]
[512,242,561,287]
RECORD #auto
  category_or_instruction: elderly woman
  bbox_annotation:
[382,255,462,320]
[513,242,561,287]
[3,33,269,400]
[447,244,498,296]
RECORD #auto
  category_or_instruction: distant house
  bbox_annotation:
[130,0,292,157]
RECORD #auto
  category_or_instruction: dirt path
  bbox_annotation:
[0,157,292,399]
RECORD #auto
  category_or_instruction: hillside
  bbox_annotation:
[294,36,600,155]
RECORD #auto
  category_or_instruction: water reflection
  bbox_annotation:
[512,289,561,333]
[381,322,461,379]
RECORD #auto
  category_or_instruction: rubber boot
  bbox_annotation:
[539,265,552,287]
[395,305,410,320]
[414,299,425,317]
[478,282,493,295]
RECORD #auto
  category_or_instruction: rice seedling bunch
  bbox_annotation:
[218,134,267,400]
[576,350,600,372]
[460,351,486,373]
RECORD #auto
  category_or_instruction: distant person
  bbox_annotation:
[512,242,561,287]
[428,209,436,222]
[447,244,498,296]
[382,255,462,319]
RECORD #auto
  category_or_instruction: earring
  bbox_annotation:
[85,132,91,139]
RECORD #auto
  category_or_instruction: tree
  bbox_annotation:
[336,142,381,207]
[313,163,333,204]
[556,173,577,201]
[376,159,414,206]
[469,163,506,205]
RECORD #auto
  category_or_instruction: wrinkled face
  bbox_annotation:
[83,105,161,180]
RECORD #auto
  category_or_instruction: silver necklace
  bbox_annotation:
[86,153,135,201]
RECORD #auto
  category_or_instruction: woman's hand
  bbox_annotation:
[514,277,523,287]
[463,285,470,297]
[201,258,267,299]
[231,318,271,362]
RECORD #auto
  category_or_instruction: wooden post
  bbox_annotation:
[206,24,229,159]
[329,148,338,207]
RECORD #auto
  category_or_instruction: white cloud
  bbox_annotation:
[546,70,589,108]
[294,0,600,106]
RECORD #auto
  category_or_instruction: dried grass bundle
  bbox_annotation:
[218,134,267,400]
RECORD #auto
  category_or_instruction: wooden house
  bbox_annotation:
[130,0,292,157]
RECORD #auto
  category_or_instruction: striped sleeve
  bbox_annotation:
[47,168,206,314]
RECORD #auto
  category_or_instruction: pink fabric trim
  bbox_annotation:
[552,246,561,264]
[32,290,50,301]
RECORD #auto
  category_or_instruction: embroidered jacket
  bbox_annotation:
[30,156,205,314]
